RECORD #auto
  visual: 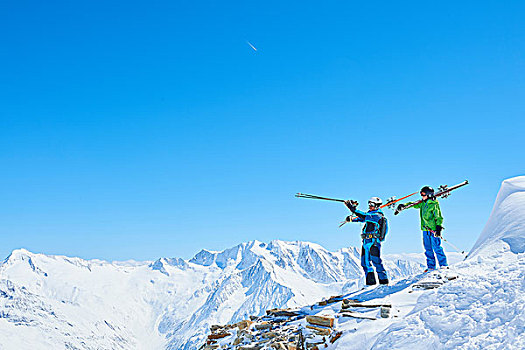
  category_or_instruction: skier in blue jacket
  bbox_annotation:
[344,197,389,285]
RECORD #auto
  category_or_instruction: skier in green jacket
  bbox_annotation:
[399,186,448,271]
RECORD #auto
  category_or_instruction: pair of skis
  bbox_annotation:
[296,179,469,223]
[296,180,470,256]
[295,191,418,210]
[393,180,469,215]
[296,191,418,228]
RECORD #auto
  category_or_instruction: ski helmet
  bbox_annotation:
[368,197,382,207]
[420,186,435,197]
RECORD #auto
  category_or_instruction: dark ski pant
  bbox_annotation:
[361,238,388,285]
[422,231,448,269]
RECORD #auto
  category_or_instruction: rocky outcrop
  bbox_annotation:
[200,299,348,350]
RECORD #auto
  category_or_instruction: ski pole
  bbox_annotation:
[441,236,468,259]
[338,215,357,228]
[427,226,468,259]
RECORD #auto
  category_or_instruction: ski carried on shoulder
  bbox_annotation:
[295,191,418,209]
[295,193,345,202]
[381,192,419,210]
[394,180,469,216]
[337,192,419,227]
[296,190,418,228]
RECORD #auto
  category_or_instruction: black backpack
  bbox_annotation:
[378,214,388,241]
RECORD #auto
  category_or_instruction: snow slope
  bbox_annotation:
[3,176,522,350]
[470,176,525,255]
[330,176,525,349]
[0,240,424,349]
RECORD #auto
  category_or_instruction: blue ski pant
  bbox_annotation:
[361,238,388,281]
[423,231,448,269]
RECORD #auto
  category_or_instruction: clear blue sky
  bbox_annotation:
[1,1,523,261]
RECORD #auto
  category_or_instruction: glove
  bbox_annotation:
[344,200,358,210]
[435,225,443,238]
[345,216,352,222]
[396,203,405,211]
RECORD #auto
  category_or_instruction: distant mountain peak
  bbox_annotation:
[0,240,425,349]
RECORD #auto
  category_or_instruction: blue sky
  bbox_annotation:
[1,1,524,261]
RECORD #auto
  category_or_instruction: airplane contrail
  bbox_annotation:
[247,41,257,52]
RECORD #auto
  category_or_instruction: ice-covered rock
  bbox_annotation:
[189,249,218,266]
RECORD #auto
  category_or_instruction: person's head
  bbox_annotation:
[368,197,382,210]
[420,186,434,200]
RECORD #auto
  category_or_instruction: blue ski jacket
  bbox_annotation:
[349,207,388,240]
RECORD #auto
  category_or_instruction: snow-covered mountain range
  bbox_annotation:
[0,239,424,349]
[1,176,523,349]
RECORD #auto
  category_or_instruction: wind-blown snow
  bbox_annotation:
[470,176,525,255]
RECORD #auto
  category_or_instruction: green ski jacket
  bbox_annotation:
[406,199,443,231]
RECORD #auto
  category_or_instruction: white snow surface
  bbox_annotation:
[470,175,525,256]
[0,177,523,349]
[0,240,423,349]
[328,176,525,349]
[329,251,524,350]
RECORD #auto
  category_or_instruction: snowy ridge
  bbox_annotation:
[336,176,525,349]
[201,176,525,350]
[0,240,423,349]
[470,175,525,256]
